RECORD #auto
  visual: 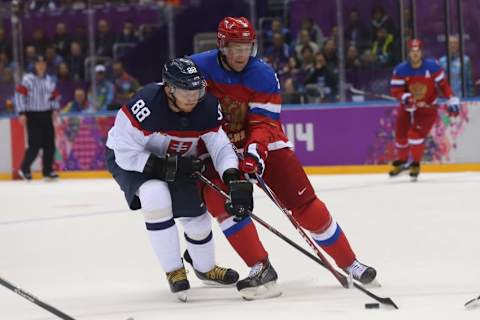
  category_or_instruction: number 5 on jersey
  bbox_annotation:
[131,99,151,122]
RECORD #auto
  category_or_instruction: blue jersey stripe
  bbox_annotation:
[314,225,342,246]
[222,216,252,237]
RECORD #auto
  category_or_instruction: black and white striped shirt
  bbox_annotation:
[15,73,60,113]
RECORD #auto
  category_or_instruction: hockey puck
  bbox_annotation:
[365,303,380,309]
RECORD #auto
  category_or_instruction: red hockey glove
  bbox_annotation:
[401,93,416,112]
[239,143,267,178]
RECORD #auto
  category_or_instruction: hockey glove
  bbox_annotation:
[222,168,253,220]
[239,143,267,179]
[401,93,416,112]
[143,154,204,182]
[447,96,461,116]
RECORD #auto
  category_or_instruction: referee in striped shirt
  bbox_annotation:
[15,55,60,181]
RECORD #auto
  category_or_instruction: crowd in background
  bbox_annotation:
[260,5,476,104]
[0,2,478,114]
[0,18,142,114]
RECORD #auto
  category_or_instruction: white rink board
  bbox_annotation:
[1,173,479,320]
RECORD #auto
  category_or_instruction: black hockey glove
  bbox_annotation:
[223,168,253,220]
[143,154,204,182]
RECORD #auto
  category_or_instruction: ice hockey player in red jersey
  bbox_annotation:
[191,17,377,300]
[105,57,252,301]
[389,39,461,181]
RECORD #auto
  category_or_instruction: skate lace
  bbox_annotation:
[205,266,228,280]
[167,268,188,283]
[346,261,367,279]
[248,262,264,278]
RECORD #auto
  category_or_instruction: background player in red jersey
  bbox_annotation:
[191,17,377,300]
[389,39,461,181]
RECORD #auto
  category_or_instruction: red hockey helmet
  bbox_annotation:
[407,38,423,50]
[217,17,257,56]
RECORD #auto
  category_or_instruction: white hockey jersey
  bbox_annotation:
[106,83,238,177]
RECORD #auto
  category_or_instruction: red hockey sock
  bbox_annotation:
[410,143,425,163]
[220,217,268,267]
[293,198,356,269]
[397,146,410,162]
[320,229,356,269]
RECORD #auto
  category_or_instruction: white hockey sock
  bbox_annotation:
[185,232,215,273]
[146,218,183,273]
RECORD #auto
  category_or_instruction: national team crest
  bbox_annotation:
[167,140,193,154]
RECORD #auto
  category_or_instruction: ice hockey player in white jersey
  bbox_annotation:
[106,57,254,301]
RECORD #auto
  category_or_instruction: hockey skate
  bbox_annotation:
[183,250,239,286]
[388,160,409,177]
[344,260,379,287]
[236,258,281,300]
[17,169,32,181]
[166,266,190,302]
[409,162,420,182]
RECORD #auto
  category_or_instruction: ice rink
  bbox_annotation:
[1,172,479,320]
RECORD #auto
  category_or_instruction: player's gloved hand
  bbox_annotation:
[222,168,253,220]
[143,154,204,182]
[401,93,416,112]
[239,143,267,179]
[447,96,461,116]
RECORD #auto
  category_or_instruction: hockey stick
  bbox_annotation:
[465,295,480,308]
[197,173,399,309]
[0,276,76,320]
[348,86,397,101]
[253,174,399,308]
[253,173,349,288]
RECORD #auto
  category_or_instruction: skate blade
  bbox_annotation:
[362,279,382,288]
[175,290,189,302]
[201,280,236,287]
[410,176,418,182]
[239,281,282,300]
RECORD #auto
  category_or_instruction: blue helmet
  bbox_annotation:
[162,57,206,91]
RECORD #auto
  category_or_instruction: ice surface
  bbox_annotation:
[1,172,479,319]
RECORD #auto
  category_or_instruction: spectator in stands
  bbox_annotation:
[24,45,38,73]
[345,9,370,51]
[96,19,115,57]
[87,64,114,112]
[263,32,292,72]
[28,0,56,12]
[116,21,138,44]
[295,29,319,62]
[371,5,396,40]
[30,28,49,54]
[0,56,13,83]
[304,52,337,101]
[112,60,140,108]
[439,35,474,97]
[138,24,154,42]
[45,45,65,75]
[282,78,303,104]
[55,62,71,82]
[67,41,85,81]
[63,88,88,113]
[72,25,87,51]
[52,22,71,59]
[360,49,377,69]
[371,27,394,66]
[321,39,338,70]
[300,45,315,71]
[346,45,361,69]
[296,17,325,48]
[0,27,11,58]
[263,17,292,48]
